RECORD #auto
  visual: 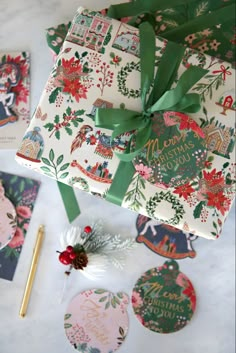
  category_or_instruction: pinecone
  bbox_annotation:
[72,252,88,270]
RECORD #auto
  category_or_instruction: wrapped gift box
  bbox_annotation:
[16,7,235,239]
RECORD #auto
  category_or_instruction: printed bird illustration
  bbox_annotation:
[70,124,93,154]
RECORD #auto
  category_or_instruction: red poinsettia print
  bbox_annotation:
[173,183,195,200]
[61,57,83,75]
[206,191,231,216]
[5,54,29,105]
[203,169,225,188]
[11,80,29,105]
[6,54,28,79]
[62,78,87,102]
[49,51,93,104]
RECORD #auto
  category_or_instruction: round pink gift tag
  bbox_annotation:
[64,289,129,353]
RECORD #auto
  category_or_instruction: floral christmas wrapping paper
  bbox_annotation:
[0,52,30,149]
[0,172,40,281]
[46,1,235,66]
[16,7,235,240]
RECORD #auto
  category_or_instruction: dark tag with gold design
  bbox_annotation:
[133,111,207,187]
[132,260,196,333]
[136,215,197,259]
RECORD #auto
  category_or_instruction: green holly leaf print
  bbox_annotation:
[55,131,60,140]
[54,115,60,124]
[49,87,61,103]
[64,323,72,329]
[44,123,54,132]
[66,107,72,115]
[65,127,73,136]
[193,201,205,219]
[75,109,85,116]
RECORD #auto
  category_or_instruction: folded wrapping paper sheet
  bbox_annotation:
[16,7,235,240]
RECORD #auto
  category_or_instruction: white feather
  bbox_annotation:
[80,253,108,280]
[60,226,83,249]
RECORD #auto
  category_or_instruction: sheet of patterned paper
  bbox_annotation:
[0,171,40,281]
[16,8,236,240]
[0,52,30,149]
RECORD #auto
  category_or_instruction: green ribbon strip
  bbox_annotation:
[107,0,197,19]
[107,0,235,32]
[95,21,208,206]
[164,4,236,42]
[57,181,80,223]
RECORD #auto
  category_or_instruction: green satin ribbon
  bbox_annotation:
[107,0,197,19]
[95,21,208,206]
[107,0,236,34]
[57,181,80,223]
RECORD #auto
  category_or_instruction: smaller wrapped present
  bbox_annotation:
[16,6,235,239]
[46,0,236,66]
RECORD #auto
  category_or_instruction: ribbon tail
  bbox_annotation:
[150,65,208,113]
[57,181,80,223]
[107,0,196,19]
[105,162,136,206]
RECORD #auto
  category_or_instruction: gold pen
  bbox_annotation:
[19,225,45,318]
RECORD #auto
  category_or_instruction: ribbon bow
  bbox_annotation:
[94,22,208,206]
[96,22,207,162]
[212,65,231,81]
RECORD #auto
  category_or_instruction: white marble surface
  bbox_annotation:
[0,1,235,352]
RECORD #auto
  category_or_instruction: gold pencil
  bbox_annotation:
[19,225,45,318]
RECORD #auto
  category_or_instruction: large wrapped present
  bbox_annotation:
[46,0,236,66]
[16,7,235,239]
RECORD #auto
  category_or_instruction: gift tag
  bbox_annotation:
[132,260,196,333]
[64,289,129,352]
[133,111,207,187]
[0,183,17,249]
[136,215,197,259]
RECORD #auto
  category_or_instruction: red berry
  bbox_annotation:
[59,251,72,265]
[69,252,77,260]
[84,225,92,233]
[66,245,74,253]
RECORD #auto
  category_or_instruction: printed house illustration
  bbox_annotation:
[67,9,112,52]
[16,127,44,163]
[87,98,113,120]
[203,120,235,159]
[216,89,236,115]
[112,24,140,57]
